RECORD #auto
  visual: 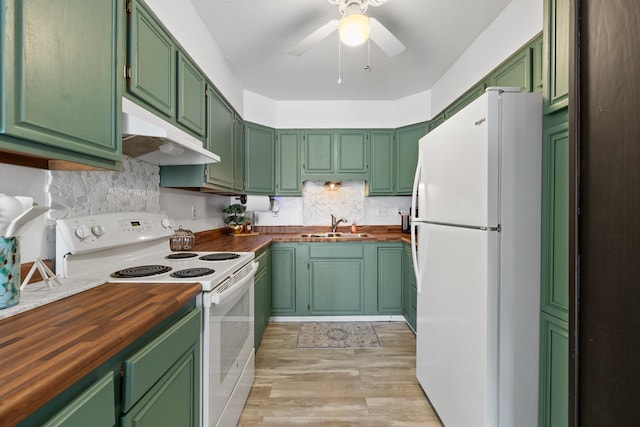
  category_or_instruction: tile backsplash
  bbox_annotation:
[303,181,365,226]
[47,157,160,220]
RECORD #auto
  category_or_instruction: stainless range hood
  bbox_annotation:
[121,98,220,165]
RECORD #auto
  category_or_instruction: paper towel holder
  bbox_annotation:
[234,195,248,204]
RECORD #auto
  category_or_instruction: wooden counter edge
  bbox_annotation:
[0,282,201,426]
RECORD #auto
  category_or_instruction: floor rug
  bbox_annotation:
[296,322,382,349]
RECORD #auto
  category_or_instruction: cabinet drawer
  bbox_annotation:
[43,373,115,427]
[309,245,363,259]
[122,308,201,412]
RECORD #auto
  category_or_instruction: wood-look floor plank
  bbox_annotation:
[238,321,442,427]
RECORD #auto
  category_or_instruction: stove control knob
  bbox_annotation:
[74,225,91,240]
[161,218,174,229]
[91,224,105,237]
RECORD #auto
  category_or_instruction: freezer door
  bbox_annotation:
[416,223,499,427]
[420,92,500,228]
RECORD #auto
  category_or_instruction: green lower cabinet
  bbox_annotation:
[539,313,568,427]
[310,258,364,314]
[377,246,403,314]
[402,244,417,331]
[254,247,272,347]
[121,308,201,426]
[43,373,115,427]
[271,244,301,315]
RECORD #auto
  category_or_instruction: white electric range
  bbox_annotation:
[56,212,256,427]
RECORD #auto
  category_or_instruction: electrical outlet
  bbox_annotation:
[377,207,387,217]
[191,206,196,219]
[396,208,402,216]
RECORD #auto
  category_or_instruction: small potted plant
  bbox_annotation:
[223,203,248,234]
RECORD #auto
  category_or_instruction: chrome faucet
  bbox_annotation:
[330,214,348,232]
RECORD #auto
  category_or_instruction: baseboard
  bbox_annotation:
[269,315,407,323]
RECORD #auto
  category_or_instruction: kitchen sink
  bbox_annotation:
[299,232,371,238]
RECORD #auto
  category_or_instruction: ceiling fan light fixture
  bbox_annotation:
[338,14,370,46]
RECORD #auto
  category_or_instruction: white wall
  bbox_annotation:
[0,164,48,262]
[430,0,543,114]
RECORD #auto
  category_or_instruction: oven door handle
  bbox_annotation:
[209,261,258,305]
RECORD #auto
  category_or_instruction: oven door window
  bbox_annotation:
[208,278,254,424]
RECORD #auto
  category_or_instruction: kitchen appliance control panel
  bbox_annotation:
[56,212,175,255]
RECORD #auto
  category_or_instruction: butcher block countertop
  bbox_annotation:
[192,225,412,252]
[0,282,201,426]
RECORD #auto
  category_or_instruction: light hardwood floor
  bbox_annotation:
[238,322,443,426]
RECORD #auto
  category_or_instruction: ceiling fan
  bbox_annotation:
[288,0,405,57]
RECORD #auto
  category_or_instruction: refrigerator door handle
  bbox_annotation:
[411,150,423,294]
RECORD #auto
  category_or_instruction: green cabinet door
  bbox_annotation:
[121,349,199,427]
[276,130,302,196]
[245,122,276,195]
[233,116,245,192]
[489,48,532,92]
[367,130,395,195]
[43,373,115,427]
[539,313,568,427]
[377,246,402,314]
[309,244,364,315]
[2,0,121,169]
[177,52,206,137]
[206,91,234,189]
[543,0,569,113]
[254,247,272,348]
[532,36,544,93]
[303,130,335,175]
[336,130,368,175]
[310,259,364,314]
[121,308,200,426]
[402,245,417,331]
[541,111,569,321]
[271,245,298,315]
[395,123,428,194]
[128,0,175,119]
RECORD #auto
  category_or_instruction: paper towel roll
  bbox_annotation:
[241,195,270,212]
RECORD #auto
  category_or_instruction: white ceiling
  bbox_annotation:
[188,0,513,101]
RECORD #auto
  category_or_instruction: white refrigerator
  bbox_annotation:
[410,88,542,427]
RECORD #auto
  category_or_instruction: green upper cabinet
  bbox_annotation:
[444,83,486,120]
[543,0,569,114]
[489,48,532,92]
[367,130,395,195]
[395,122,428,194]
[206,91,234,189]
[276,130,302,196]
[336,130,368,176]
[302,129,369,181]
[541,111,569,321]
[245,122,276,195]
[233,115,245,192]
[1,0,122,169]
[302,130,335,175]
[128,0,175,119]
[532,36,544,93]
[176,52,206,137]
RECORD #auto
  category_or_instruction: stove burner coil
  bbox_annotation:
[165,252,198,259]
[111,265,172,278]
[170,268,216,278]
[199,253,241,261]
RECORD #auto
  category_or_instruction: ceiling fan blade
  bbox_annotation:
[288,20,339,56]
[369,17,405,57]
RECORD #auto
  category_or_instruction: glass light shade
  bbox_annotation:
[338,14,370,46]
